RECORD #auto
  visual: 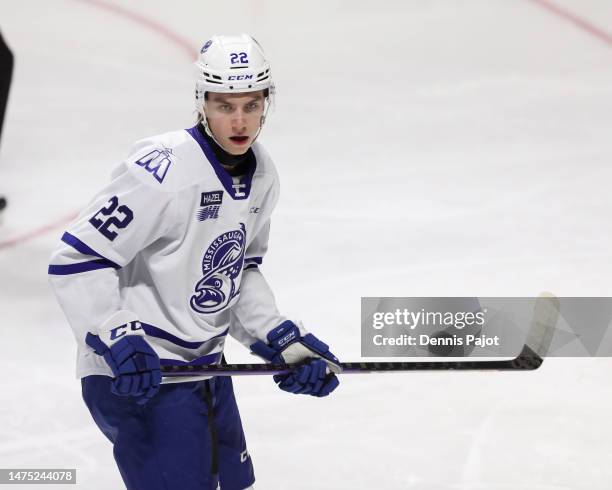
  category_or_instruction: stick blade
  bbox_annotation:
[524,292,559,359]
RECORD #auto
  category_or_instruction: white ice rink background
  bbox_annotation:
[0,0,611,488]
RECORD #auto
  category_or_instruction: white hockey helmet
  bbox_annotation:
[194,34,275,148]
[194,33,274,110]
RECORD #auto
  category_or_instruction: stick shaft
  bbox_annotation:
[161,294,558,379]
[161,346,542,378]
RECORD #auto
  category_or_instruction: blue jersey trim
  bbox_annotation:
[141,323,229,350]
[48,259,120,275]
[61,232,121,267]
[160,352,222,366]
[185,125,257,200]
[48,232,121,275]
[61,232,119,263]
[243,256,262,270]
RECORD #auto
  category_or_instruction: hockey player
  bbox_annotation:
[48,34,340,490]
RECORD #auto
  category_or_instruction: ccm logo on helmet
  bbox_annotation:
[228,75,253,81]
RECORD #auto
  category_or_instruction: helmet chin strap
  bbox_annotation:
[200,100,226,150]
[200,110,226,150]
[200,97,271,153]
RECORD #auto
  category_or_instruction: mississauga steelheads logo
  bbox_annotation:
[190,224,246,314]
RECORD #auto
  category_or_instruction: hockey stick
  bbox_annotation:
[161,294,559,378]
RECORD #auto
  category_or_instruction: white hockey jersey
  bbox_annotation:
[49,125,305,379]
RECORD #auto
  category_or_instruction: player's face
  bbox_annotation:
[204,91,266,155]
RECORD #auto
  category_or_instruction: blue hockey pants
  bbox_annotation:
[81,375,255,490]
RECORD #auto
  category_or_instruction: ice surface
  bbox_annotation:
[1,1,611,488]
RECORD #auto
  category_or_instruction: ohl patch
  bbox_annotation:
[197,190,223,221]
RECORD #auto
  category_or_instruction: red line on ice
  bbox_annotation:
[0,1,196,251]
[74,0,196,60]
[0,212,79,250]
[527,0,612,47]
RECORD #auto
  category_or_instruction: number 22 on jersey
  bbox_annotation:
[89,196,134,241]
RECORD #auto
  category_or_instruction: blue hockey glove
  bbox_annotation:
[250,320,341,397]
[85,332,161,405]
